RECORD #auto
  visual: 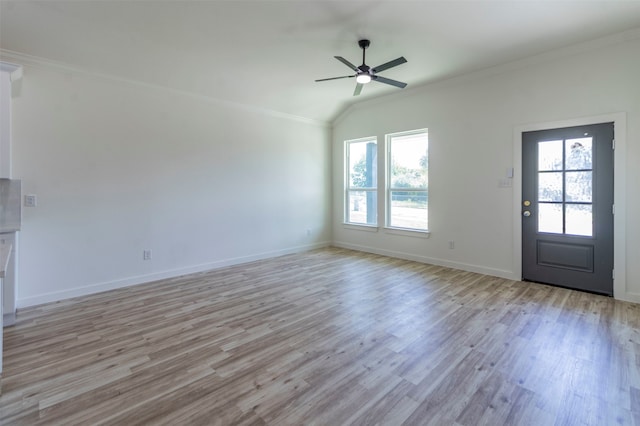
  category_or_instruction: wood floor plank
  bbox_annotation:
[455,370,505,425]
[1,247,639,424]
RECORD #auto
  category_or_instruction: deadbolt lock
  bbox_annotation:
[523,200,531,207]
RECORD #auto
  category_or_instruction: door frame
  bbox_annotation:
[512,113,630,302]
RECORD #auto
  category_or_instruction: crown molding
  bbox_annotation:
[0,60,23,81]
[0,49,330,128]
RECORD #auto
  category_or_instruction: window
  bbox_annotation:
[345,138,377,225]
[387,130,428,231]
[537,137,593,236]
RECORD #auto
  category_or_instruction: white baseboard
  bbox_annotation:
[18,241,636,309]
[332,241,517,281]
[17,241,331,308]
[616,291,640,304]
[3,313,15,327]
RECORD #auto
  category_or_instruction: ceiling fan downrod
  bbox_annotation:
[358,39,370,66]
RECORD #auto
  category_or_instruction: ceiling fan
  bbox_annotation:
[315,39,407,96]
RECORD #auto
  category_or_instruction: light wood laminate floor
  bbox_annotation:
[1,248,639,425]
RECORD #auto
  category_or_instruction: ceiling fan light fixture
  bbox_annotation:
[315,39,407,95]
[356,73,372,84]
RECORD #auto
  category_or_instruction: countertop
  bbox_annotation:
[0,241,11,279]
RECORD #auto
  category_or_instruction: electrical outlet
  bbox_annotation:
[306,228,312,236]
[448,241,455,250]
[143,249,152,260]
[24,194,37,207]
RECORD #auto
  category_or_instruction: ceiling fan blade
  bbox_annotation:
[315,75,354,82]
[334,56,359,71]
[371,57,407,73]
[353,83,363,96]
[372,75,407,89]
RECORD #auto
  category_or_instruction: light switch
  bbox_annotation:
[498,179,512,188]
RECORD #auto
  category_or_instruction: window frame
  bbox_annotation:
[344,136,378,227]
[385,129,429,233]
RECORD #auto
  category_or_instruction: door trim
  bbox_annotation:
[512,113,631,302]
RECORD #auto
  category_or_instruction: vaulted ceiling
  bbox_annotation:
[2,1,640,123]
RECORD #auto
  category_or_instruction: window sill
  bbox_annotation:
[384,227,431,238]
[342,223,379,233]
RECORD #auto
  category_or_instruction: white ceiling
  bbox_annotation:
[2,1,640,123]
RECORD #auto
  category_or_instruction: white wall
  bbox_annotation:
[10,61,331,307]
[6,32,640,307]
[332,34,640,302]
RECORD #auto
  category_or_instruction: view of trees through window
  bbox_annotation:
[345,130,429,231]
[538,137,593,236]
[388,131,429,230]
[346,139,377,225]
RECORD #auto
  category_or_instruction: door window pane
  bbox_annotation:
[538,172,563,202]
[536,136,594,237]
[566,204,592,236]
[538,203,563,234]
[538,140,563,171]
[565,137,592,170]
[565,171,592,202]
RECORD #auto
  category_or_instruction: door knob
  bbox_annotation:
[523,211,531,217]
